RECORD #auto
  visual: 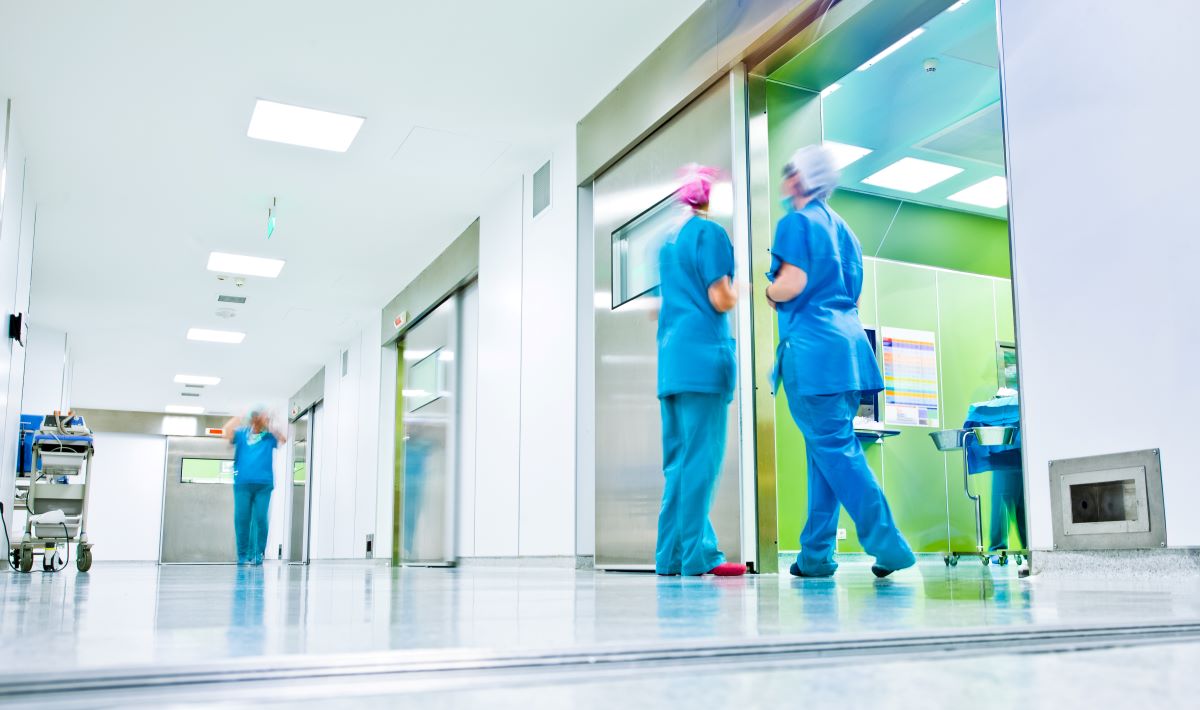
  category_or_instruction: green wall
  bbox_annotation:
[775,260,1016,554]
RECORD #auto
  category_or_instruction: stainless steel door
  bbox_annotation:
[286,408,315,563]
[399,295,458,566]
[160,435,238,563]
[593,77,747,570]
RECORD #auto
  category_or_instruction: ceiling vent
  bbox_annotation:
[914,102,1004,166]
[180,392,201,398]
[184,384,205,389]
[218,295,247,304]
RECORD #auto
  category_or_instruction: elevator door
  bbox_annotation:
[160,436,237,563]
[593,77,747,570]
[398,295,458,566]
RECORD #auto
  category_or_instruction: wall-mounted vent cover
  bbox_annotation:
[341,350,349,377]
[184,384,205,389]
[218,295,247,304]
[180,392,201,398]
[1049,449,1166,550]
[532,160,551,218]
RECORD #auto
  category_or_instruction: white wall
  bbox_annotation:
[0,99,36,527]
[86,433,166,561]
[308,311,383,559]
[999,0,1200,547]
[21,324,71,414]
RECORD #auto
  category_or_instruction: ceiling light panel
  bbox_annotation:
[948,176,1008,209]
[246,99,364,152]
[207,252,285,278]
[820,83,842,98]
[174,374,221,386]
[862,157,963,193]
[857,29,925,72]
[187,328,245,344]
[165,405,205,415]
[823,141,873,170]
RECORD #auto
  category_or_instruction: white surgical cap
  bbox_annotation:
[784,145,840,201]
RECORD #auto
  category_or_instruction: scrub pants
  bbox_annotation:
[234,483,272,564]
[656,392,728,576]
[785,390,915,576]
[988,469,1027,551]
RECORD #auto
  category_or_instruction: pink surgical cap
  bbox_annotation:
[676,164,719,207]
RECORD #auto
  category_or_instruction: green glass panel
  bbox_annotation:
[995,280,1015,342]
[181,457,234,485]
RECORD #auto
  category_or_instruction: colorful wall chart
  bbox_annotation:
[881,327,939,427]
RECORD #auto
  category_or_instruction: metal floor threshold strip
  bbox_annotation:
[4,621,1200,705]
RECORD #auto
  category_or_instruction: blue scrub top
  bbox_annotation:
[769,200,883,396]
[233,427,278,487]
[657,214,736,400]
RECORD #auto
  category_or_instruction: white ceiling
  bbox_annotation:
[0,0,703,416]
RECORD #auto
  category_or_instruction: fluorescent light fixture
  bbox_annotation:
[947,0,972,11]
[862,157,963,193]
[174,374,221,386]
[948,176,1008,209]
[246,99,364,152]
[165,405,205,415]
[857,29,925,71]
[187,328,246,344]
[820,83,842,98]
[823,141,873,170]
[207,252,285,278]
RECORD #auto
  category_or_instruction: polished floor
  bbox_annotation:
[2,557,1200,675]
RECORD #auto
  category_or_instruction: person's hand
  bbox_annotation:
[765,288,777,311]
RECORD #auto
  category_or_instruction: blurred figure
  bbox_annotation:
[224,406,286,566]
[766,145,915,579]
[655,164,745,577]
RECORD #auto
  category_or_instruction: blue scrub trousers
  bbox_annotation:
[786,390,915,576]
[656,392,728,576]
[234,483,272,564]
[988,469,1027,551]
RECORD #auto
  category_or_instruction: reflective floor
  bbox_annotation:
[3,557,1200,673]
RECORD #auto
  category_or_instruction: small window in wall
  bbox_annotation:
[293,461,307,484]
[532,160,551,218]
[181,458,234,484]
[610,193,681,309]
[405,348,442,412]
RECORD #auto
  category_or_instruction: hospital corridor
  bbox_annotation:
[2,1,1199,707]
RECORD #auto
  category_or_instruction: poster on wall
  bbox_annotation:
[881,327,939,427]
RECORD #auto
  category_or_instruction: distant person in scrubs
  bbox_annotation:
[766,145,915,579]
[223,406,286,566]
[655,164,745,577]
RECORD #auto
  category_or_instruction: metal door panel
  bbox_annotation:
[286,408,316,563]
[160,436,237,563]
[593,77,745,569]
[399,296,458,566]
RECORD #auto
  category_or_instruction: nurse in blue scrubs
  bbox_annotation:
[223,407,287,566]
[655,165,746,577]
[766,146,916,579]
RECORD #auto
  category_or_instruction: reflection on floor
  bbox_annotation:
[2,558,1199,674]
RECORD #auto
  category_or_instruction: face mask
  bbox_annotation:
[780,196,796,213]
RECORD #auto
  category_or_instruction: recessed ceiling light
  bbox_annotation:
[187,328,246,344]
[857,29,925,71]
[820,83,842,98]
[862,157,963,193]
[823,141,873,170]
[947,0,972,11]
[165,405,205,415]
[174,374,221,386]
[948,176,1008,209]
[246,99,364,152]
[207,252,285,278]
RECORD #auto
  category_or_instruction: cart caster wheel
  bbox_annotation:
[943,555,951,566]
[982,555,990,566]
[1013,554,1025,566]
[8,548,18,569]
[19,546,33,573]
[42,552,56,572]
[77,546,92,573]
[949,555,959,567]
[999,553,1009,567]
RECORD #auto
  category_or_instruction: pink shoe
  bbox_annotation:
[709,562,747,576]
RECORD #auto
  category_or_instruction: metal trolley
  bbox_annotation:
[9,414,95,573]
[930,426,1025,567]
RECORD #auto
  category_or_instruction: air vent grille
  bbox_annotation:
[184,383,205,389]
[218,295,247,304]
[180,392,201,398]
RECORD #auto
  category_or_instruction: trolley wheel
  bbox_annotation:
[77,546,92,573]
[943,555,951,566]
[42,551,56,572]
[1013,553,1025,566]
[948,554,959,567]
[9,547,18,569]
[999,553,1009,566]
[18,546,33,573]
[982,555,990,566]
